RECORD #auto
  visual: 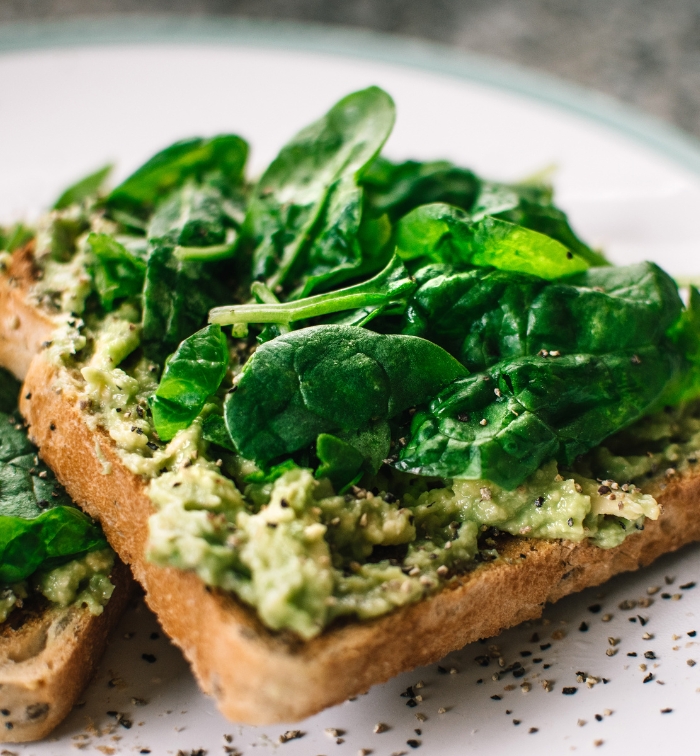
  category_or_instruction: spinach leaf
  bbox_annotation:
[0,223,34,253]
[87,232,147,311]
[224,325,468,466]
[150,324,229,442]
[403,261,682,371]
[106,135,248,217]
[148,182,229,247]
[141,244,228,363]
[0,371,107,584]
[53,164,112,210]
[0,507,107,584]
[396,347,680,489]
[209,254,415,328]
[396,203,589,278]
[201,414,236,452]
[315,434,364,492]
[245,87,395,294]
[362,157,480,221]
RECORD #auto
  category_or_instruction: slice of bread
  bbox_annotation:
[18,354,700,724]
[4,246,700,724]
[0,559,132,743]
[0,247,134,742]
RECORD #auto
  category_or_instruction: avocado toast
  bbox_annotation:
[0,360,131,742]
[4,86,700,723]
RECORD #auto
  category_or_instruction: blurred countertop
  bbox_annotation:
[2,0,700,140]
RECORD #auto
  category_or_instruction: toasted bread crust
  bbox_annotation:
[19,355,700,724]
[0,244,57,381]
[0,558,132,743]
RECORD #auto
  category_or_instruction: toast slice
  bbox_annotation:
[16,352,700,724]
[3,245,700,724]
[0,559,132,743]
[0,251,133,742]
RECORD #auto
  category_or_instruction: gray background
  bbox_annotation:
[3,0,700,139]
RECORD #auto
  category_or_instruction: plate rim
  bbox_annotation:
[1,16,700,176]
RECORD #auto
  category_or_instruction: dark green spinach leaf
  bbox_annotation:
[396,347,680,488]
[224,325,468,466]
[403,261,682,371]
[150,324,229,442]
[106,135,248,217]
[53,164,112,210]
[244,87,395,294]
[87,232,147,311]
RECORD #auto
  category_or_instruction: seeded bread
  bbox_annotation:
[4,246,700,724]
[0,558,132,742]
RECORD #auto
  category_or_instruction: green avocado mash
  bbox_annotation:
[12,86,700,640]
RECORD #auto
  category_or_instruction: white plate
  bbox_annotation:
[3,19,700,756]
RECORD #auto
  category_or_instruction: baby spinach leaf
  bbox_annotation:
[362,157,480,221]
[53,164,112,210]
[141,244,228,363]
[209,254,415,327]
[397,346,680,488]
[150,324,229,442]
[0,223,34,253]
[315,434,364,492]
[87,232,147,311]
[0,507,107,584]
[0,369,19,415]
[106,135,248,217]
[147,182,229,248]
[201,414,236,452]
[244,87,395,294]
[243,459,299,484]
[403,261,682,371]
[396,203,589,278]
[225,325,468,466]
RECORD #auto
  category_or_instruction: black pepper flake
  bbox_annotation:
[24,393,31,400]
[437,665,448,674]
[280,498,290,508]
[141,653,157,664]
[150,632,160,640]
[106,711,118,718]
[37,499,49,510]
[529,727,538,734]
[406,698,418,708]
[602,678,609,684]
[140,751,151,754]
[540,643,552,651]
[544,664,552,669]
[661,708,673,714]
[661,593,672,599]
[131,426,144,435]
[400,687,415,698]
[1,709,9,716]
[407,740,421,749]
[643,673,653,683]
[644,651,656,660]
[513,719,521,725]
[579,622,589,632]
[474,655,490,667]
[5,722,12,730]
[595,714,603,722]
[491,695,502,701]
[477,678,483,684]
[534,496,544,508]
[689,631,697,637]
[681,582,696,590]
[530,633,540,643]
[567,517,574,527]
[638,616,648,626]
[119,717,133,729]
[588,604,602,613]
[562,687,577,695]
[513,668,526,679]
[49,422,56,431]
[533,658,543,663]
[415,728,422,735]
[146,442,159,451]
[566,251,574,259]
[520,650,532,657]
[627,652,638,657]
